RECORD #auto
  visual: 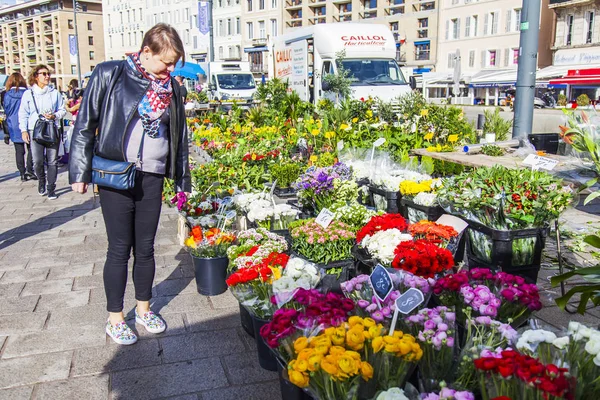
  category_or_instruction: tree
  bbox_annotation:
[322,50,353,104]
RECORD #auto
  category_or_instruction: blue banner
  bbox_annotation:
[198,2,209,35]
[68,34,78,64]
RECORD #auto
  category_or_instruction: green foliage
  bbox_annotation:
[480,144,505,157]
[397,91,427,117]
[558,94,567,107]
[483,108,512,142]
[187,89,208,103]
[323,50,353,103]
[420,156,435,175]
[433,159,465,176]
[270,162,301,188]
[255,78,289,107]
[375,98,397,123]
[315,152,336,167]
[577,93,590,107]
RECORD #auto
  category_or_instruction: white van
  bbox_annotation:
[208,61,257,102]
[271,23,412,104]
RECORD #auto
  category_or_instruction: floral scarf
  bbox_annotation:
[127,52,173,138]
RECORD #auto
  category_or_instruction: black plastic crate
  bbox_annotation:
[528,133,559,155]
[290,251,355,294]
[368,185,403,214]
[273,187,297,199]
[464,218,550,283]
[400,198,445,223]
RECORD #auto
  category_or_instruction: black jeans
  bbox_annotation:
[99,171,164,313]
[13,142,33,175]
[30,140,59,189]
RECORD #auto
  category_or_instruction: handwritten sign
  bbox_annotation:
[315,208,335,229]
[370,264,393,302]
[522,154,559,171]
[396,288,425,314]
[373,138,386,147]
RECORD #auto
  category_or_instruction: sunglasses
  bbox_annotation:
[37,72,51,77]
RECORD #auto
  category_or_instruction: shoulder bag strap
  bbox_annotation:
[30,90,40,115]
[135,130,146,168]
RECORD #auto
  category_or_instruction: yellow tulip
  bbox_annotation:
[324,131,335,139]
[184,237,197,248]
[420,109,429,117]
[360,361,374,381]
[311,129,320,136]
[294,337,308,353]
[424,133,434,141]
[352,117,358,123]
[340,123,349,130]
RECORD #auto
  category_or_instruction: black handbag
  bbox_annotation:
[30,91,59,147]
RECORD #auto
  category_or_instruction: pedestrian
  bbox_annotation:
[18,65,65,199]
[174,75,188,104]
[63,79,83,164]
[3,73,37,181]
[69,23,190,345]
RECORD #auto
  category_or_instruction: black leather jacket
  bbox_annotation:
[69,60,191,192]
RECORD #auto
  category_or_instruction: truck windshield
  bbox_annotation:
[340,59,406,86]
[216,74,256,90]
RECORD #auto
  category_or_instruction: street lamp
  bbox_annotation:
[73,0,82,85]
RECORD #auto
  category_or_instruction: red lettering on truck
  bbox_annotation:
[276,49,292,62]
[341,35,385,41]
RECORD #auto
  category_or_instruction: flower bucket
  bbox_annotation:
[464,219,550,283]
[251,315,278,371]
[400,198,445,224]
[368,185,403,214]
[191,255,229,296]
[273,186,297,198]
[317,259,356,294]
[276,358,315,400]
[177,213,190,246]
[239,303,254,338]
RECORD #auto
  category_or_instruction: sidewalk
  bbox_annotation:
[0,142,280,400]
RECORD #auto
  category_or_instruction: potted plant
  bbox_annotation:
[184,226,236,296]
[270,162,302,196]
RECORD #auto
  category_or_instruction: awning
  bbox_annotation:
[172,60,205,79]
[468,69,517,88]
[537,64,600,80]
[414,40,430,46]
[550,67,600,85]
[244,46,268,53]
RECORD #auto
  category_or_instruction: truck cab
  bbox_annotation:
[208,62,257,102]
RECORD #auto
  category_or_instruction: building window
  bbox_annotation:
[469,50,475,67]
[271,19,277,37]
[87,21,92,30]
[71,65,77,74]
[566,14,574,45]
[89,50,95,60]
[259,0,265,9]
[259,21,265,38]
[447,53,455,68]
[415,42,429,60]
[485,12,498,35]
[227,18,232,35]
[219,20,224,36]
[472,15,478,37]
[247,22,254,39]
[218,46,223,59]
[120,12,123,24]
[228,46,234,58]
[514,9,521,32]
[121,33,124,46]
[491,12,498,35]
[68,19,74,29]
[465,16,471,37]
[236,17,241,34]
[88,36,93,45]
[247,0,253,11]
[586,11,594,44]
[512,48,519,65]
[451,18,460,40]
[271,0,277,8]
[488,50,497,66]
[236,45,241,58]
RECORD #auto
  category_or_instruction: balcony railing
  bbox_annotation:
[252,37,268,46]
[286,0,302,6]
[250,64,266,73]
[287,20,303,27]
[417,29,428,38]
[334,14,352,22]
[549,0,594,7]
[415,50,430,61]
[310,16,326,24]
[386,5,404,15]
[361,10,377,18]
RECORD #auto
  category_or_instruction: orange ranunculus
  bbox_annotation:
[191,226,203,241]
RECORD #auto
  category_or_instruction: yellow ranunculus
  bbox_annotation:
[448,134,459,143]
[314,344,330,355]
[369,325,383,339]
[383,336,399,345]
[338,354,359,375]
[321,358,339,375]
[420,109,429,117]
[346,330,365,350]
[311,336,331,348]
[362,318,376,328]
[331,335,345,346]
[294,337,308,353]
[329,346,346,356]
[335,326,346,337]
[397,341,412,356]
[424,132,434,141]
[307,353,323,371]
[288,370,309,388]
[294,359,309,372]
[324,327,336,337]
[392,330,404,339]
[348,316,363,327]
[345,351,361,361]
[372,336,384,353]
[360,361,374,381]
[298,348,314,360]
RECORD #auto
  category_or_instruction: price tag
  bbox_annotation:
[373,138,386,147]
[225,210,236,220]
[315,207,335,228]
[396,288,425,315]
[337,140,344,151]
[370,264,393,302]
[522,154,559,171]
[436,215,469,235]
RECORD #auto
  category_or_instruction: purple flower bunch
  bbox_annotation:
[395,272,435,294]
[460,285,501,318]
[294,166,340,195]
[470,316,518,344]
[406,306,457,350]
[421,388,475,400]
[341,274,402,324]
[171,192,188,212]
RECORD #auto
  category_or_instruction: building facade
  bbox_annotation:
[213,0,243,62]
[241,0,283,76]
[432,0,553,105]
[102,0,209,65]
[546,0,600,101]
[0,0,105,90]
[280,0,439,70]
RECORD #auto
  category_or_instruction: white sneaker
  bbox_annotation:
[135,310,166,334]
[105,320,138,345]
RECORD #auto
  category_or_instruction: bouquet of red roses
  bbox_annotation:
[226,251,290,319]
[474,349,574,400]
[391,239,454,278]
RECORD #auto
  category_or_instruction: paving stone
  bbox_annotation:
[3,325,105,359]
[153,265,184,281]
[21,278,73,296]
[198,381,281,400]
[186,308,240,332]
[154,278,196,297]
[0,261,27,272]
[162,395,198,400]
[160,329,246,363]
[110,357,228,400]
[47,264,94,280]
[72,274,105,290]
[0,386,33,400]
[0,296,39,316]
[535,306,600,329]
[0,337,5,349]
[154,245,185,257]
[89,285,136,305]
[0,269,48,284]
[133,313,187,340]
[25,258,70,270]
[151,293,211,315]
[0,312,47,335]
[0,351,72,389]
[46,303,107,330]
[72,339,162,376]
[221,351,278,385]
[208,290,238,310]
[36,290,90,311]
[35,374,109,400]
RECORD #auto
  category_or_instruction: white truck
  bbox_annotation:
[207,61,257,102]
[271,23,413,104]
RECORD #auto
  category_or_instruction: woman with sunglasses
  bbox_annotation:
[69,24,190,345]
[18,65,66,199]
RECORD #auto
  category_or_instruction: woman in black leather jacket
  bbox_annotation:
[69,23,191,345]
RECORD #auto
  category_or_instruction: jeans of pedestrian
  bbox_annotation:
[13,142,33,175]
[30,139,59,189]
[98,171,164,313]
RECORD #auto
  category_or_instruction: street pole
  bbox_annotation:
[208,0,214,63]
[512,0,541,139]
[73,0,82,85]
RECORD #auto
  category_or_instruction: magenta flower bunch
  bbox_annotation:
[422,388,475,400]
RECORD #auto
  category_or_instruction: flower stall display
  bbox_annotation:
[184,226,236,295]
[408,221,458,248]
[246,201,300,231]
[227,227,288,263]
[270,161,302,194]
[272,257,321,305]
[331,202,380,231]
[374,387,411,400]
[294,163,356,214]
[370,329,422,391]
[289,219,355,264]
[391,240,454,279]
[400,179,443,223]
[437,166,574,279]
[421,387,475,400]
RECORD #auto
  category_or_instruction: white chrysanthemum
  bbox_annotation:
[413,192,437,207]
[361,229,413,265]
